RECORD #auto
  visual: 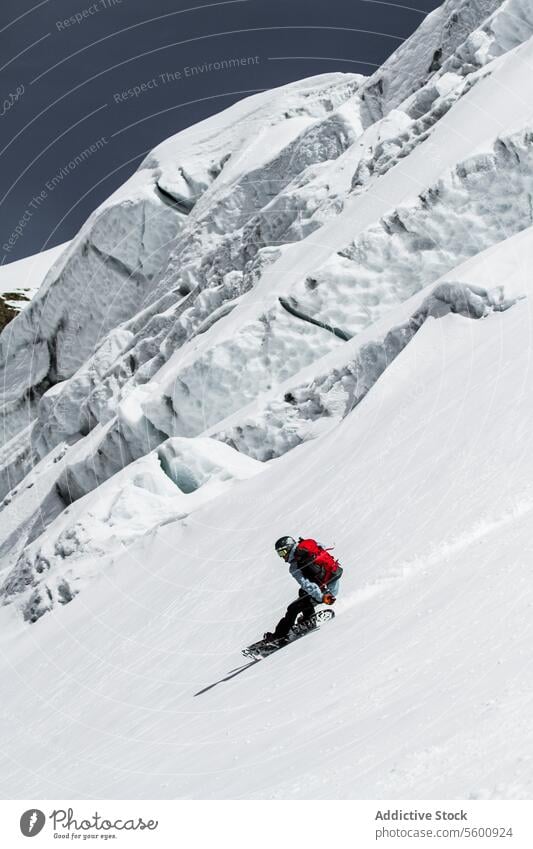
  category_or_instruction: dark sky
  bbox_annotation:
[0,0,441,263]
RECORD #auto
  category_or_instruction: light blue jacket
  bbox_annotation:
[288,561,324,602]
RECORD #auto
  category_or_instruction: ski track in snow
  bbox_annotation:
[340,492,533,613]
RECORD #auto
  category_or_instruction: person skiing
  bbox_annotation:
[263,536,343,645]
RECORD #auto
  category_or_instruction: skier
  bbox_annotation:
[263,536,343,645]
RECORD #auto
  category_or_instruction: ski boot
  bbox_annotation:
[242,634,284,659]
[292,614,318,637]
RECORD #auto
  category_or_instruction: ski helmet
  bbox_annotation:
[275,536,295,560]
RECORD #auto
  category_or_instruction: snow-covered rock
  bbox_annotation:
[0,437,263,623]
[212,279,519,460]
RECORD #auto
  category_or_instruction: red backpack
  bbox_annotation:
[296,538,342,586]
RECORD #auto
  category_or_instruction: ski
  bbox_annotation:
[242,608,335,660]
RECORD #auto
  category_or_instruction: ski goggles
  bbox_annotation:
[276,547,290,559]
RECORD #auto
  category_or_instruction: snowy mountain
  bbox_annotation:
[1,0,533,799]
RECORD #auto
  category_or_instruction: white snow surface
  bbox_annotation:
[0,242,69,308]
[1,0,533,799]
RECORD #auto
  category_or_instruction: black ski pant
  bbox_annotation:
[272,591,315,640]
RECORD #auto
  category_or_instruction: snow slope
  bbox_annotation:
[1,289,532,799]
[1,0,533,799]
[0,243,68,309]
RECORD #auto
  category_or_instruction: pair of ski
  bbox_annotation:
[242,608,335,660]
